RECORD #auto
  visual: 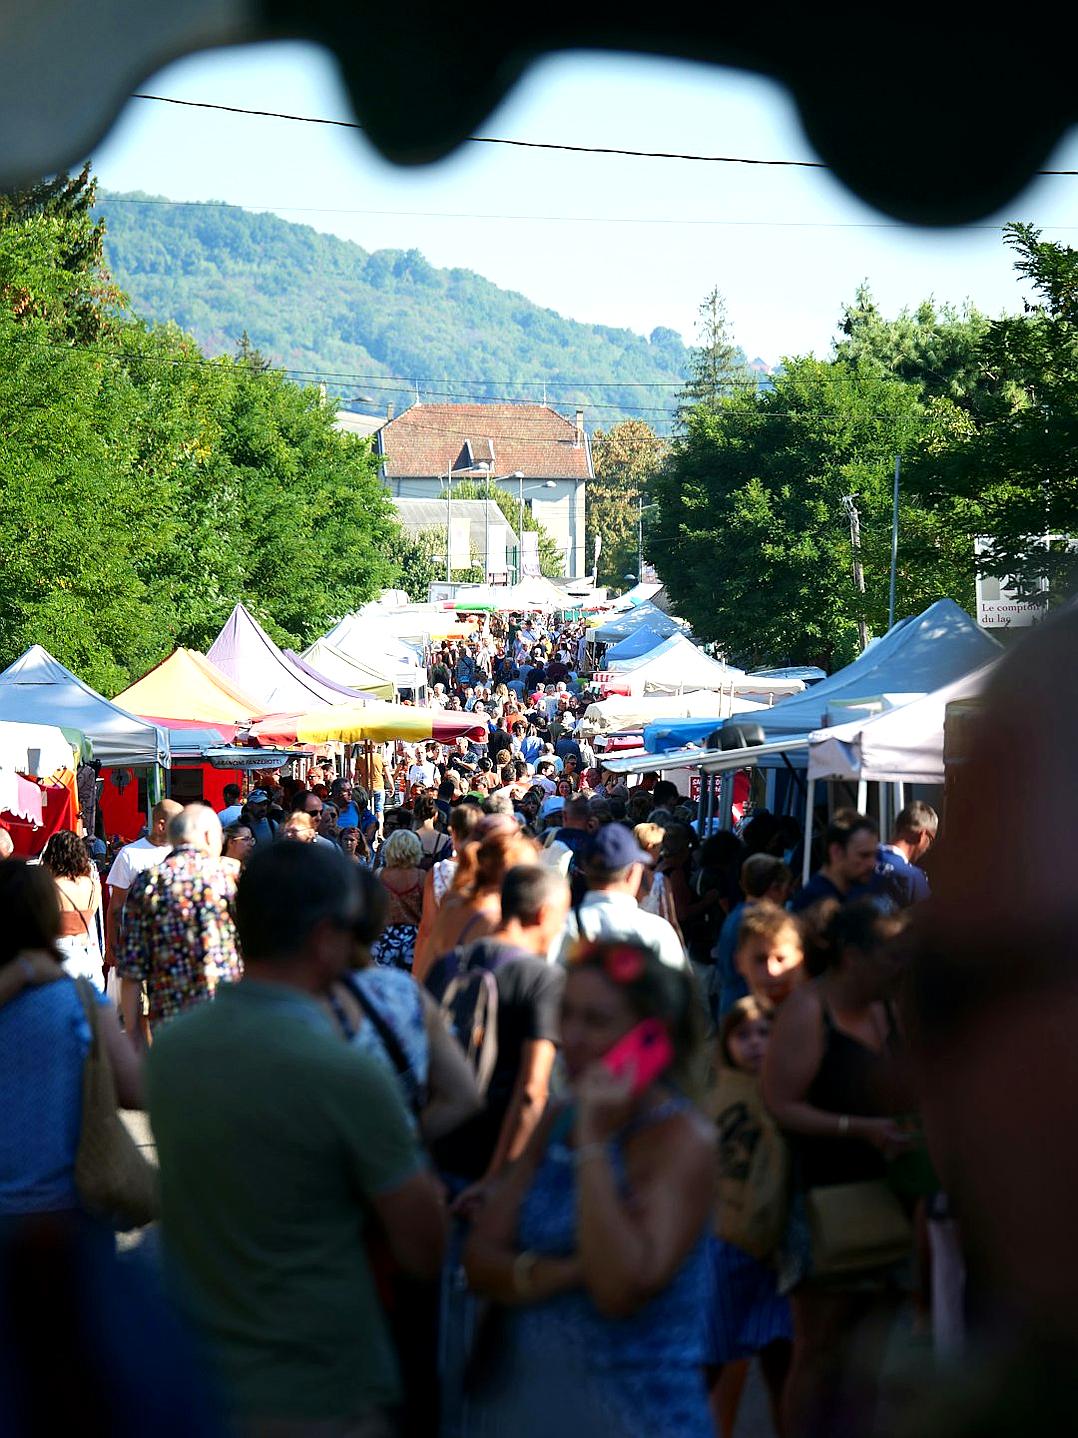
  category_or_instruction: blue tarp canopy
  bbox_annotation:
[719,599,1000,740]
[603,622,680,664]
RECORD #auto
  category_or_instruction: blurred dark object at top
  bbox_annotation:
[0,1,1070,224]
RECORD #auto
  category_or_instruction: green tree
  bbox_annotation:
[0,165,417,686]
[651,358,971,669]
[834,284,990,407]
[589,420,667,585]
[905,225,1078,600]
[0,164,119,341]
[676,286,752,423]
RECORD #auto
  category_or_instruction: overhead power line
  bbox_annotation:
[130,92,1078,175]
[130,94,824,167]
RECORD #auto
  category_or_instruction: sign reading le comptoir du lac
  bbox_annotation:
[974,538,1049,629]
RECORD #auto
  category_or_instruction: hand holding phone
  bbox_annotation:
[600,1019,674,1099]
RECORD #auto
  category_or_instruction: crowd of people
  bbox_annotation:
[0,606,960,1437]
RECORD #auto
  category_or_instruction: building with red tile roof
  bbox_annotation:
[376,403,591,578]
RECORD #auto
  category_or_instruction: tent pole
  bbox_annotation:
[856,778,868,814]
[802,777,816,886]
[895,780,906,816]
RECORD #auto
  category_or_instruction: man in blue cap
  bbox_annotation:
[555,822,686,969]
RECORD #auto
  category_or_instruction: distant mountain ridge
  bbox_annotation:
[96,192,712,430]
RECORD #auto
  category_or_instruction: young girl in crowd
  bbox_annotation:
[706,998,793,1437]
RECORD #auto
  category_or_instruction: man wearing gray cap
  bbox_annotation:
[242,789,278,847]
[555,823,686,970]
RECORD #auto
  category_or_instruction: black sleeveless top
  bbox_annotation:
[795,995,901,1190]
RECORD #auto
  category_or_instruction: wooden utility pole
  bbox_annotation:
[841,494,869,651]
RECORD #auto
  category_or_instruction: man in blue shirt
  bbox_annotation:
[874,801,937,908]
[790,814,879,913]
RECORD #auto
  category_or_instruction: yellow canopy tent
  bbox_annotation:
[113,648,264,738]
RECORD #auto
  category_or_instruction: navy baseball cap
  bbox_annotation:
[586,823,653,871]
[248,789,269,803]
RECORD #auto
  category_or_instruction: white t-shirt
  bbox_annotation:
[407,761,437,788]
[556,889,687,970]
[106,837,171,892]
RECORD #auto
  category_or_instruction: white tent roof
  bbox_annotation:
[737,599,1001,739]
[501,575,573,611]
[808,661,997,784]
[583,690,764,734]
[0,719,79,779]
[0,647,169,768]
[317,612,428,688]
[605,633,804,700]
[592,602,684,645]
[301,638,397,697]
[207,604,356,712]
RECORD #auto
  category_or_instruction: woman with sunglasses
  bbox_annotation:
[221,822,256,876]
[464,939,715,1438]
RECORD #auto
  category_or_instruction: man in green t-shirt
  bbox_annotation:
[147,843,446,1435]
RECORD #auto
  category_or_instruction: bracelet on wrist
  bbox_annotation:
[837,1114,851,1137]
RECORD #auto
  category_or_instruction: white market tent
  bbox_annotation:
[733,599,1001,740]
[207,603,364,713]
[606,632,805,700]
[808,661,997,785]
[0,646,169,769]
[592,602,684,646]
[583,689,764,734]
[501,575,574,611]
[317,610,428,691]
[300,638,396,700]
[603,622,679,664]
[599,580,664,613]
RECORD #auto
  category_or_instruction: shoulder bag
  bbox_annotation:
[72,978,159,1230]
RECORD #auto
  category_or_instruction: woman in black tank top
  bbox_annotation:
[763,900,915,1438]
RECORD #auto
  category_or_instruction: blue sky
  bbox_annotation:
[93,40,1078,365]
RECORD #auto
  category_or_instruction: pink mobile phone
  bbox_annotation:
[602,1019,674,1097]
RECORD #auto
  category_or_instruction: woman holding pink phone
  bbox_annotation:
[464,939,716,1437]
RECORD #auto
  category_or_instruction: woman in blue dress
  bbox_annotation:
[464,937,716,1438]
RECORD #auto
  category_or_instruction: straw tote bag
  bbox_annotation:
[73,978,158,1229]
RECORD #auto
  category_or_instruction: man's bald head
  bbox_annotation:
[151,799,183,844]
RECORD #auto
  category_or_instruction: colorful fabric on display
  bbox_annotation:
[2,780,77,856]
[116,846,241,1030]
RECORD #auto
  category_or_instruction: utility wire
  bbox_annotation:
[129,92,1078,175]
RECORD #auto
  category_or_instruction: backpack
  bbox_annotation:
[417,834,452,873]
[440,958,500,1097]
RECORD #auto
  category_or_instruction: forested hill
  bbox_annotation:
[96,192,696,427]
